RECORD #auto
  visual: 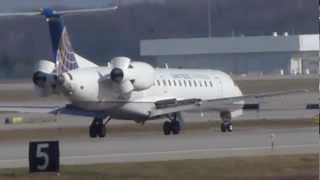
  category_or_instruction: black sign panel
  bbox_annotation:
[29,141,60,173]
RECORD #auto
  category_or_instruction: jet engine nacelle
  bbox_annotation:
[32,60,58,97]
[110,57,155,94]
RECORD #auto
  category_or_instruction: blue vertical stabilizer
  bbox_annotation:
[42,8,79,74]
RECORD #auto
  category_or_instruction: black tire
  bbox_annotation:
[220,123,226,133]
[171,121,181,135]
[226,123,233,132]
[98,125,107,138]
[163,121,171,135]
[89,124,97,138]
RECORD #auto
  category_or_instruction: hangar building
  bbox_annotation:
[140,34,320,75]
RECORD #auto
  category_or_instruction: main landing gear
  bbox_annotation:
[220,111,232,133]
[162,113,182,135]
[89,117,111,138]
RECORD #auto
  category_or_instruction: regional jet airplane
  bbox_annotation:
[0,8,306,138]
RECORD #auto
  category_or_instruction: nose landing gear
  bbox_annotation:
[220,111,232,133]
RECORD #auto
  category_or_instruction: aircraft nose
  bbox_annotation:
[235,85,243,97]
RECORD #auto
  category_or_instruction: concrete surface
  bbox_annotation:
[0,126,318,169]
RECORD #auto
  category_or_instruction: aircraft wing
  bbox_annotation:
[0,104,107,117]
[149,89,309,117]
[0,105,59,113]
[0,90,308,118]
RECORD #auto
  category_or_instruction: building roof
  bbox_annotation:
[140,34,320,56]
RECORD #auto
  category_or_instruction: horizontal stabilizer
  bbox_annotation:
[0,7,117,17]
[149,89,309,118]
[51,104,107,117]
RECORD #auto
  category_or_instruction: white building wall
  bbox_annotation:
[299,35,320,51]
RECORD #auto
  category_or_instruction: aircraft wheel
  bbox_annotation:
[220,111,232,133]
[98,125,107,138]
[163,121,171,135]
[220,123,226,133]
[226,123,233,132]
[220,123,232,133]
[171,121,181,135]
[89,123,98,138]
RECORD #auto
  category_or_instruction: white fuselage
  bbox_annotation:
[60,67,242,120]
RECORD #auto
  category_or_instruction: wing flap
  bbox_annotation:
[51,104,107,117]
[149,89,309,118]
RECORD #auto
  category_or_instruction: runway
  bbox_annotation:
[0,126,318,169]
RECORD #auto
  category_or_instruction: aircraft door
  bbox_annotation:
[214,77,223,98]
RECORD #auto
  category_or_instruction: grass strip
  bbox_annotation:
[0,154,318,180]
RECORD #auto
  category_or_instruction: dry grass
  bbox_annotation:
[0,154,317,180]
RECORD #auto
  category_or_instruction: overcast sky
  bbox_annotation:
[0,0,165,12]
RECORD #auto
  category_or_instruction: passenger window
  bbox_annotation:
[173,80,177,86]
[193,80,197,87]
[168,80,172,86]
[209,81,213,87]
[163,80,167,86]
[188,80,192,87]
[199,80,202,87]
[184,80,187,87]
[157,80,161,86]
[204,81,208,87]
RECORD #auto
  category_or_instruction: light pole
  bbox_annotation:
[318,0,320,75]
[208,0,212,37]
